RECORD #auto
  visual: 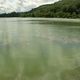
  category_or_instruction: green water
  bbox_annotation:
[0,18,80,80]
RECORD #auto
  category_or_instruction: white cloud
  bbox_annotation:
[0,0,58,13]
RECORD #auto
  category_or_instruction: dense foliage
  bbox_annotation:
[0,0,80,18]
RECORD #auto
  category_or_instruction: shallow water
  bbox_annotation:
[0,18,80,80]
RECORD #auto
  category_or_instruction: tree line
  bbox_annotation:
[0,0,80,18]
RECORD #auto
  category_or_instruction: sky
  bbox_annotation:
[0,0,59,13]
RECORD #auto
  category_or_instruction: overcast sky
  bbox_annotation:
[0,0,59,13]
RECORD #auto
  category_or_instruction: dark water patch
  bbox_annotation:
[61,67,80,80]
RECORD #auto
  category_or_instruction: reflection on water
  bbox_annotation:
[0,18,80,80]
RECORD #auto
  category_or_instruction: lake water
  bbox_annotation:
[0,18,80,80]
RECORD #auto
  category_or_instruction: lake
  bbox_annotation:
[0,18,80,80]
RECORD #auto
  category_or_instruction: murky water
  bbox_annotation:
[0,18,80,80]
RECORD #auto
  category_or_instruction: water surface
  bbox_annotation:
[0,18,80,80]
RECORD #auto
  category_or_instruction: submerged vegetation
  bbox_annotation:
[0,0,80,18]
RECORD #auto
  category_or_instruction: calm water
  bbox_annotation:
[0,18,80,80]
